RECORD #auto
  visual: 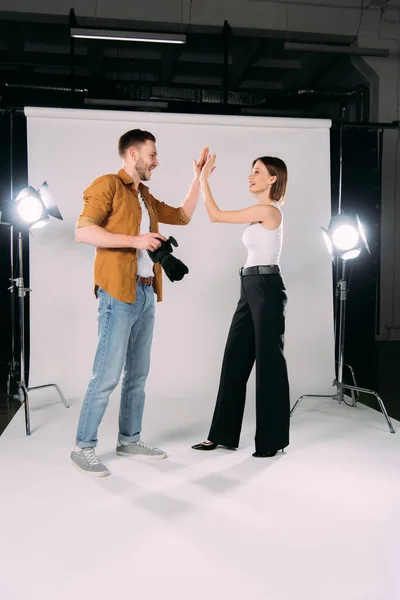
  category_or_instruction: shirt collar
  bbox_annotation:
[117,169,150,193]
[117,168,134,185]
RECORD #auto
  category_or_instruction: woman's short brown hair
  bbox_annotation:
[252,156,288,204]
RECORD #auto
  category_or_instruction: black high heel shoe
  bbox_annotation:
[252,449,285,458]
[191,441,218,451]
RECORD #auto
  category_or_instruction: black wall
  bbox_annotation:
[0,110,29,396]
[330,127,382,390]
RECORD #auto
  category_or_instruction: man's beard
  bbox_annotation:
[135,157,151,181]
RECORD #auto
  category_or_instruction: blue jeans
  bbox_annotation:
[76,282,155,449]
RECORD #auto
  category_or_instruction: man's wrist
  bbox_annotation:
[130,235,139,249]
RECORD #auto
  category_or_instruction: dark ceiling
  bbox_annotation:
[0,10,371,120]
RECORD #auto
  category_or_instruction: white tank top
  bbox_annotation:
[242,202,283,268]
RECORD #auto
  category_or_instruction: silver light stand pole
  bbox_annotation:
[334,124,359,406]
[0,219,19,401]
[15,231,31,434]
[290,125,395,433]
[8,223,17,395]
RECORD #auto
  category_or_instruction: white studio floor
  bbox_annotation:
[1,391,400,600]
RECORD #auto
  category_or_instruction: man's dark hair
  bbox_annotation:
[118,129,156,157]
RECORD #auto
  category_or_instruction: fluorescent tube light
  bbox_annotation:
[71,28,186,44]
[284,42,389,57]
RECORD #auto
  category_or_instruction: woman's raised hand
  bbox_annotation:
[199,153,216,184]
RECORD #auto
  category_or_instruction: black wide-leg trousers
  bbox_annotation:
[208,273,290,453]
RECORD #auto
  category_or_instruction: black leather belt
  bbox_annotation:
[240,265,280,276]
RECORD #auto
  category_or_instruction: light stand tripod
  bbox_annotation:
[290,125,395,434]
[0,108,68,435]
[290,257,395,433]
[13,231,69,436]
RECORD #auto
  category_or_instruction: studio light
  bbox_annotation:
[3,178,67,436]
[14,182,63,229]
[321,213,370,261]
[15,187,47,227]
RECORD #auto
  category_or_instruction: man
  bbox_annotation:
[71,128,208,476]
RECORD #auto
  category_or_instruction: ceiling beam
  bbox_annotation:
[161,45,184,87]
[230,37,267,90]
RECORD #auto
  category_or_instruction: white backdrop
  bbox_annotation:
[25,107,334,434]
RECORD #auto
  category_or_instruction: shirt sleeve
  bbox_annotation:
[151,194,191,226]
[76,175,116,228]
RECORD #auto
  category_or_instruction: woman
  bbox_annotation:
[192,154,290,457]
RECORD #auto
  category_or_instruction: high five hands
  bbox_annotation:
[193,147,217,183]
[199,153,216,184]
[193,147,210,179]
